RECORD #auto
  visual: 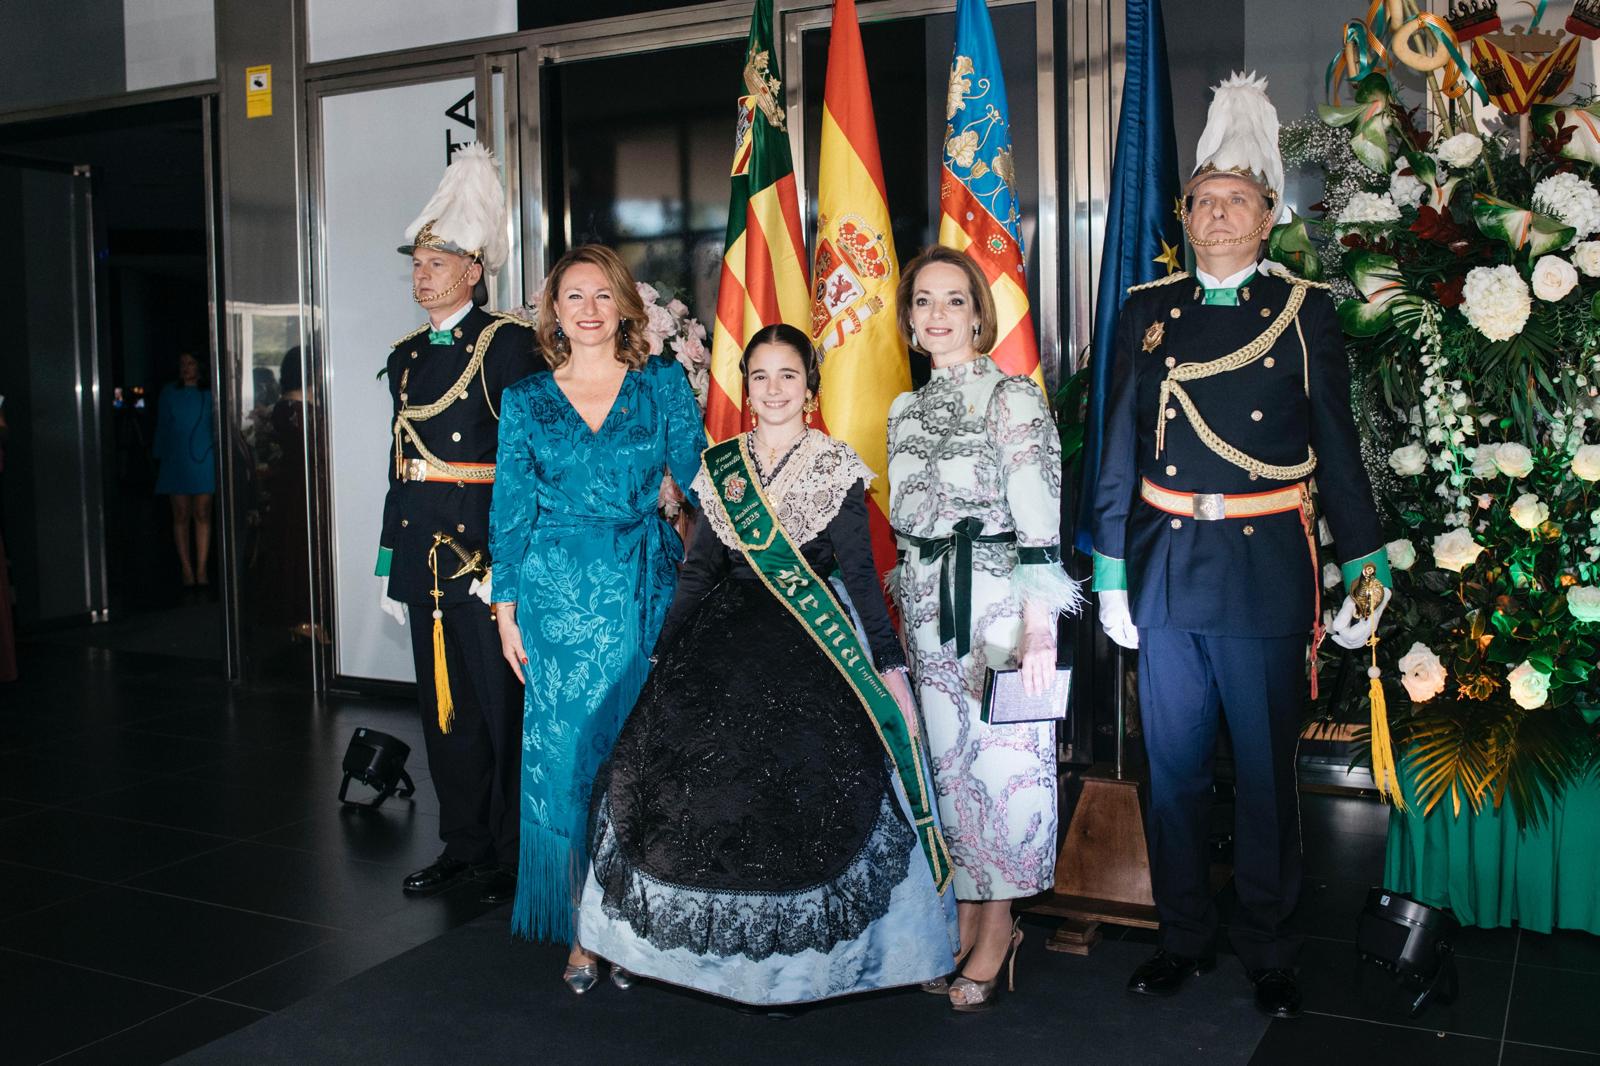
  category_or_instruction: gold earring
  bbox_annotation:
[746,396,758,428]
[803,396,818,427]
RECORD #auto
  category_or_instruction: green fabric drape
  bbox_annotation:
[1384,762,1600,935]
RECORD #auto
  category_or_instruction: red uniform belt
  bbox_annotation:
[1139,479,1304,520]
[398,458,495,484]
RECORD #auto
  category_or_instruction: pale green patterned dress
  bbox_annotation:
[886,355,1081,900]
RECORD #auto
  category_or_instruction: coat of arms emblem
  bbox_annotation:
[1142,321,1165,353]
[724,471,748,504]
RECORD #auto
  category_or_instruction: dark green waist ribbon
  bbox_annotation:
[897,517,1018,658]
[703,437,953,893]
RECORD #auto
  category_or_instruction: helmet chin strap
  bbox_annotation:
[1181,204,1274,248]
[413,263,477,307]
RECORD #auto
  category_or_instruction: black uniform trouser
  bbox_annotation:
[408,601,521,867]
[1138,627,1306,971]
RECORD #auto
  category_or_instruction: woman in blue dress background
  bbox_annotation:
[489,245,705,991]
[152,351,216,589]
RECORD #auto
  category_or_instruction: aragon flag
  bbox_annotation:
[811,0,911,578]
[705,0,810,443]
[938,0,1042,388]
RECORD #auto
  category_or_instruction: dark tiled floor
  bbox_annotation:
[1,642,501,1064]
[3,639,1598,1065]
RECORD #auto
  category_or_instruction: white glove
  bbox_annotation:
[378,575,407,626]
[469,567,493,606]
[1098,589,1139,650]
[1328,586,1391,650]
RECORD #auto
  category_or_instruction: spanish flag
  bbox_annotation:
[938,0,1041,387]
[705,0,810,443]
[811,0,910,577]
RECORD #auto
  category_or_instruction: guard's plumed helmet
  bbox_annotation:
[1186,72,1285,220]
[398,143,509,273]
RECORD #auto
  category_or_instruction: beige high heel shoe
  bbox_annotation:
[948,924,1022,1012]
[921,942,975,994]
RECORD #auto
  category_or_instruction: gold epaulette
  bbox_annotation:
[1126,271,1189,295]
[1285,276,1333,290]
[391,323,429,348]
[491,312,535,328]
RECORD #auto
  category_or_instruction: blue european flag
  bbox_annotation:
[1075,0,1182,554]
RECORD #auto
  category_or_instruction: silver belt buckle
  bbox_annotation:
[403,458,429,483]
[1192,493,1226,521]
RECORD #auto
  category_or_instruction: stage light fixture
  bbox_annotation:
[338,727,416,808]
[1356,887,1460,1017]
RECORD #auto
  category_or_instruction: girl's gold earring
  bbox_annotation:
[803,396,818,427]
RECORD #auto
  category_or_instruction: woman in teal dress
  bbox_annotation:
[489,245,705,990]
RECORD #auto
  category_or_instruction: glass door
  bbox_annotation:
[309,60,519,685]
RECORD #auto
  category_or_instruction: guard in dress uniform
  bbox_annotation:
[376,144,544,903]
[1089,74,1394,1018]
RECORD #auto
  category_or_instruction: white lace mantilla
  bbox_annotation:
[693,430,875,551]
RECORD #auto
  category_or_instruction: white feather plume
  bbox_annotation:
[403,143,509,273]
[1191,72,1283,206]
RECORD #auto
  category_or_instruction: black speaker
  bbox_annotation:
[1356,888,1460,1016]
[338,728,417,808]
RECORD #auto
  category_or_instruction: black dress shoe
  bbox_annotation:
[403,855,471,894]
[1127,948,1217,997]
[477,864,517,904]
[1249,967,1302,1018]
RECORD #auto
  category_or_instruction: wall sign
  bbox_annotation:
[246,65,272,119]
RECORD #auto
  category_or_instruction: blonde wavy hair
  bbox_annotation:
[536,244,651,370]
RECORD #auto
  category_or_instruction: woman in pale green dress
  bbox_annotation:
[886,246,1081,1010]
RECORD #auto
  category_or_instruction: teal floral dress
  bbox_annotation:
[489,355,705,943]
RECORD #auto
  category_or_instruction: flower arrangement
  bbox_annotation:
[512,281,712,410]
[1279,68,1600,825]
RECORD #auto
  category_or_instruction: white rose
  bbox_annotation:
[1531,255,1580,301]
[1506,660,1550,710]
[1492,442,1535,478]
[1432,527,1486,572]
[1509,492,1550,530]
[1572,241,1600,277]
[1572,444,1600,481]
[1390,167,1426,210]
[1436,132,1483,169]
[1386,538,1417,571]
[1397,642,1448,703]
[1460,265,1532,341]
[1388,443,1429,476]
[1471,449,1501,478]
[1322,561,1343,589]
[1568,585,1600,623]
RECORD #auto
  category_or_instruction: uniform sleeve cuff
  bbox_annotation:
[375,546,393,578]
[1341,548,1391,592]
[1092,551,1127,591]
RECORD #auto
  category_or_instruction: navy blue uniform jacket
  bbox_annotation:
[1090,271,1384,637]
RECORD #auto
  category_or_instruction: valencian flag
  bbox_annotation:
[811,0,910,576]
[938,0,1041,387]
[705,0,811,442]
[1074,0,1182,553]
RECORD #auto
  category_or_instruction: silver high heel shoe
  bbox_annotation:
[948,924,1023,1013]
[562,962,600,994]
[609,964,636,991]
[921,944,975,993]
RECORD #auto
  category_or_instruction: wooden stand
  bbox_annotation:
[1026,765,1159,955]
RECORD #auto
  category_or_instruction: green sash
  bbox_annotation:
[702,437,953,892]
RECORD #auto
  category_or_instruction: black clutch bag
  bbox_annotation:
[979,666,1073,725]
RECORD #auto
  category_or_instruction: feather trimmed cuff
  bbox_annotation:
[1011,558,1086,618]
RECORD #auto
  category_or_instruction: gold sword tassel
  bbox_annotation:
[1351,563,1407,811]
[424,533,489,735]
